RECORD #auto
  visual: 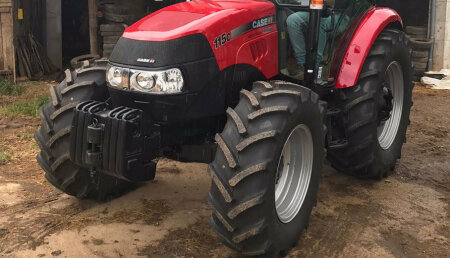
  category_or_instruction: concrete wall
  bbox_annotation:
[434,0,450,69]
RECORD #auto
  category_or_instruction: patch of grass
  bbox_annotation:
[1,96,50,118]
[0,80,26,96]
[30,143,39,151]
[0,145,11,165]
[22,132,33,141]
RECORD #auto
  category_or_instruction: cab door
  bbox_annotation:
[275,0,374,85]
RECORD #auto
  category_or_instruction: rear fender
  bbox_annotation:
[334,7,403,89]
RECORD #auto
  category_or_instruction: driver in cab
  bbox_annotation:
[284,0,350,78]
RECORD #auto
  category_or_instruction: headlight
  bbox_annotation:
[165,69,184,93]
[106,64,184,94]
[131,71,156,90]
[107,65,128,88]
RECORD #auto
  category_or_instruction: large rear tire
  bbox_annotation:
[208,81,326,256]
[327,29,413,178]
[35,60,132,200]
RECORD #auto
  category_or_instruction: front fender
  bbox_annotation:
[334,7,403,89]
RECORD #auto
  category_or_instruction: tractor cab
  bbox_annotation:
[274,0,374,87]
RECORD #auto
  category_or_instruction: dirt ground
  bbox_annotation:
[0,82,448,258]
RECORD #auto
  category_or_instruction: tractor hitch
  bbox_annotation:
[69,100,160,182]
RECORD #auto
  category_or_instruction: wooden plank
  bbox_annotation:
[0,13,4,70]
[0,0,10,77]
[1,11,14,74]
[11,7,15,82]
[88,0,99,55]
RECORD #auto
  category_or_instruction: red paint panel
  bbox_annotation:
[235,31,279,78]
[122,0,278,78]
[335,7,403,89]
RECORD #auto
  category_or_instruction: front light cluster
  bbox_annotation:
[107,64,184,94]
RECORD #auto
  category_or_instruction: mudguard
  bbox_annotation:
[334,7,403,89]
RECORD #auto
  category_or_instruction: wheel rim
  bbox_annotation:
[378,61,404,150]
[275,124,314,224]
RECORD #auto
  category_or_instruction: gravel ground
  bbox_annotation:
[0,83,448,257]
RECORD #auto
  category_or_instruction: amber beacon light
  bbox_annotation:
[310,0,324,9]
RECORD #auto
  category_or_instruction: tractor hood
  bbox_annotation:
[122,0,275,42]
[109,0,277,75]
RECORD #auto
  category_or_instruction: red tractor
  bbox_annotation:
[35,0,413,256]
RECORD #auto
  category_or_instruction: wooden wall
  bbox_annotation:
[0,0,14,81]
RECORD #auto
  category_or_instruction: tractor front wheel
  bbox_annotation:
[35,60,132,200]
[208,81,326,256]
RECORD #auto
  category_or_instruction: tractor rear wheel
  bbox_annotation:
[208,81,326,256]
[35,60,132,200]
[327,29,413,178]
